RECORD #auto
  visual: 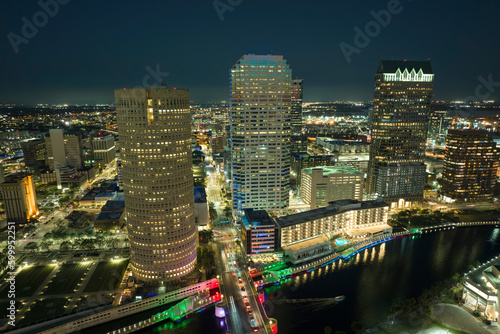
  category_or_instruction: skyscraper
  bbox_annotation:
[91,134,116,168]
[115,87,197,283]
[45,129,84,171]
[21,139,47,174]
[230,54,292,218]
[366,60,434,208]
[442,129,498,203]
[291,78,303,135]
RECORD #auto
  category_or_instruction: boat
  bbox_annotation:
[334,295,345,302]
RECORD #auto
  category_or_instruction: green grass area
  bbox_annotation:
[17,298,69,327]
[83,260,129,292]
[44,263,92,295]
[0,265,55,298]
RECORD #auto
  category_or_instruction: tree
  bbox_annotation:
[351,321,364,334]
[223,205,232,220]
[81,238,95,250]
[105,237,118,249]
[24,242,39,252]
[199,229,214,243]
[60,241,72,252]
[209,202,218,221]
[39,240,53,252]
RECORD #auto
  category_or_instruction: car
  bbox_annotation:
[248,310,252,315]
[253,329,258,333]
[241,287,245,292]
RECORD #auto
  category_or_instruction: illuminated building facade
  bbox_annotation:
[367,60,434,208]
[301,166,364,209]
[230,54,292,217]
[442,129,498,202]
[291,78,303,135]
[241,209,279,255]
[91,134,116,168]
[115,87,197,283]
[0,174,38,225]
[291,152,336,189]
[45,129,84,171]
[276,198,389,246]
[21,139,47,174]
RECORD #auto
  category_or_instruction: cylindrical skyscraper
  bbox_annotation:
[115,87,197,284]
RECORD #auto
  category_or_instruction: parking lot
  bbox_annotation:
[44,263,92,295]
[84,260,129,292]
[0,265,55,298]
[17,297,69,327]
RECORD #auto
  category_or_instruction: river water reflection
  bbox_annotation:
[131,227,500,333]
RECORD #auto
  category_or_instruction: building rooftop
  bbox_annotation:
[317,137,370,146]
[96,192,116,198]
[94,210,124,221]
[101,199,125,211]
[303,165,362,176]
[283,235,330,251]
[194,187,207,203]
[275,199,389,229]
[377,60,433,74]
[242,209,276,229]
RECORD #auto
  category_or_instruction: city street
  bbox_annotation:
[215,237,268,333]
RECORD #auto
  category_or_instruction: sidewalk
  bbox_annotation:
[431,303,499,334]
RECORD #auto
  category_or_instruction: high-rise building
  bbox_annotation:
[45,129,84,171]
[21,139,47,173]
[301,166,364,209]
[91,134,116,168]
[230,54,292,217]
[441,129,498,203]
[291,152,336,188]
[0,174,38,225]
[115,87,197,283]
[366,60,434,208]
[291,78,304,135]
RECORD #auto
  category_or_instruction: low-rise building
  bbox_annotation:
[316,137,370,154]
[194,187,209,227]
[93,210,125,231]
[301,166,363,209]
[463,260,500,322]
[282,235,333,265]
[241,209,279,255]
[291,152,336,187]
[275,199,389,247]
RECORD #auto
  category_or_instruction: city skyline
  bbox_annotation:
[1,1,500,104]
[3,1,500,333]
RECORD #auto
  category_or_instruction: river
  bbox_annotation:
[107,227,500,333]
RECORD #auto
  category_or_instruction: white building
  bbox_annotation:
[115,87,197,283]
[301,166,364,209]
[275,199,389,247]
[230,54,292,218]
[92,134,116,168]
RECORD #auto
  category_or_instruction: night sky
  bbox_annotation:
[1,0,499,104]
